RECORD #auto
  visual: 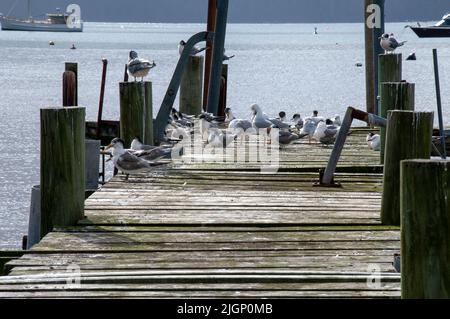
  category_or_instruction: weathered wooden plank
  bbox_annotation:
[0,292,399,300]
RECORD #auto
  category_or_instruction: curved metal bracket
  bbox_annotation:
[154,31,214,143]
[321,106,387,186]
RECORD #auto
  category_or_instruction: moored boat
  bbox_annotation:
[0,0,83,32]
[407,13,450,38]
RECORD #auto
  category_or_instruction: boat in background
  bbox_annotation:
[407,13,450,38]
[0,0,83,32]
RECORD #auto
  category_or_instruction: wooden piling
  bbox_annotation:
[379,82,415,163]
[364,0,375,114]
[401,159,450,299]
[381,111,433,225]
[378,54,402,115]
[180,56,204,116]
[119,81,153,147]
[218,64,228,117]
[40,107,85,238]
[65,62,78,105]
[62,71,76,106]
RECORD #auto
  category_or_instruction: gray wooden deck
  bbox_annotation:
[0,128,400,298]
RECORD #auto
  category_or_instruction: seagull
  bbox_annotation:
[127,50,156,81]
[366,132,381,151]
[130,137,157,151]
[379,33,406,54]
[206,128,237,148]
[313,120,340,146]
[300,118,320,144]
[291,114,304,129]
[224,108,236,122]
[305,110,325,125]
[269,117,290,130]
[130,136,175,153]
[223,49,235,61]
[105,138,167,180]
[277,111,287,122]
[251,104,273,130]
[135,146,174,162]
[228,118,253,134]
[278,131,301,145]
[179,40,206,56]
[329,115,342,126]
[167,121,192,140]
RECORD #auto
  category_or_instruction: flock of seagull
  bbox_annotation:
[110,32,397,179]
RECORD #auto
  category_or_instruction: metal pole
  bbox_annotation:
[372,0,385,115]
[206,0,229,115]
[203,0,217,111]
[28,0,32,19]
[432,49,446,159]
[322,107,387,185]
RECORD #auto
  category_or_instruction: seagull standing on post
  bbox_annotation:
[178,40,206,56]
[127,50,156,82]
[379,33,406,54]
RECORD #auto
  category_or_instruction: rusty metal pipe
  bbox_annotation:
[321,107,386,185]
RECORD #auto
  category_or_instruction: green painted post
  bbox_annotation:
[381,111,433,225]
[401,159,450,298]
[119,81,153,147]
[180,56,204,116]
[379,82,415,163]
[40,107,85,239]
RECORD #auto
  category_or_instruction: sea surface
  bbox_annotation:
[0,22,449,249]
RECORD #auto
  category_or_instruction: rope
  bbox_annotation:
[6,0,20,16]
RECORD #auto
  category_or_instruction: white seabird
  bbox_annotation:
[366,132,381,151]
[206,128,237,149]
[330,115,342,126]
[291,114,304,129]
[299,118,320,144]
[380,33,406,54]
[313,121,340,145]
[130,137,156,151]
[224,107,236,122]
[228,119,253,135]
[251,104,273,130]
[178,40,206,56]
[223,49,235,61]
[127,50,156,81]
[106,138,166,180]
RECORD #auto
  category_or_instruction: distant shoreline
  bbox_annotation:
[80,20,436,25]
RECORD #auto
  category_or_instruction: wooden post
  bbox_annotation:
[372,0,385,115]
[65,62,78,105]
[401,159,450,298]
[364,0,375,115]
[379,82,415,163]
[62,71,76,106]
[218,63,228,117]
[40,107,85,238]
[180,56,204,116]
[203,0,217,111]
[364,0,385,114]
[381,111,433,225]
[119,81,153,147]
[378,54,402,115]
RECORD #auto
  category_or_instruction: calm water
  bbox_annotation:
[0,22,449,249]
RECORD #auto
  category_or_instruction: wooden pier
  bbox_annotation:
[0,129,401,298]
